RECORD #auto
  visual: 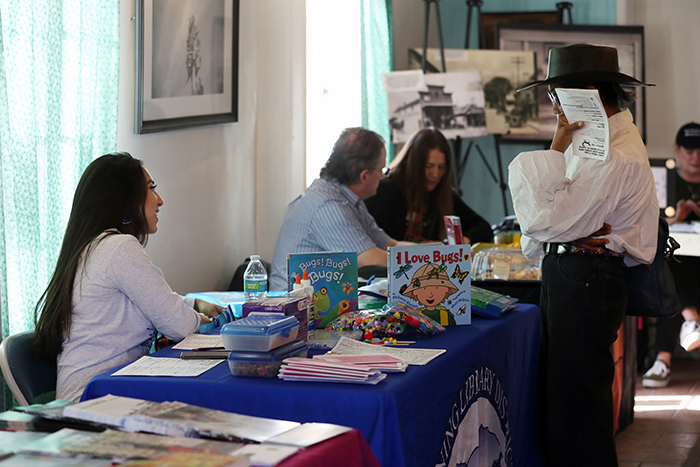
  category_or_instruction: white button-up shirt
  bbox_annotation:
[508,109,658,267]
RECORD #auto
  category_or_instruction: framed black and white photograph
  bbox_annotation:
[382,70,488,144]
[136,0,239,134]
[409,48,538,136]
[497,24,646,144]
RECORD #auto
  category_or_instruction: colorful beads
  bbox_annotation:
[326,301,445,338]
[327,310,406,338]
[364,337,398,346]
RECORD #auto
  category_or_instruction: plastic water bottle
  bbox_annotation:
[243,255,268,301]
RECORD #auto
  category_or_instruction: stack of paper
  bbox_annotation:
[62,394,157,428]
[313,354,408,372]
[7,396,358,467]
[327,336,446,365]
[18,428,245,461]
[278,357,387,384]
[122,400,300,443]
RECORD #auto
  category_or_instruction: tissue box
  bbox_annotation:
[221,314,299,352]
[227,341,308,378]
[242,296,310,341]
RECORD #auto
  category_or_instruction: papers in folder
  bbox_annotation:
[278,357,387,385]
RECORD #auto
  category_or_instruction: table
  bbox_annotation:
[671,232,700,257]
[83,304,542,467]
[668,222,700,257]
[278,429,378,467]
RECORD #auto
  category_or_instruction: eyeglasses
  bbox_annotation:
[547,89,561,106]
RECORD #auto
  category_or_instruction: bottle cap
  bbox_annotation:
[250,255,260,261]
[301,269,311,287]
[292,273,302,290]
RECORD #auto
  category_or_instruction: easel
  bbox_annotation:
[432,0,509,217]
[464,0,485,50]
[556,2,574,25]
[450,1,574,216]
[421,0,446,73]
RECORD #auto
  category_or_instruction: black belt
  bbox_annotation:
[544,242,569,255]
[543,242,623,258]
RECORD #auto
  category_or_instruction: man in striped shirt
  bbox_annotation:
[270,127,412,291]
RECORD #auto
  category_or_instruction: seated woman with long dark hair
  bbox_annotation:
[33,152,220,402]
[364,128,492,244]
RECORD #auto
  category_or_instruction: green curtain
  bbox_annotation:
[0,1,120,342]
[360,0,393,161]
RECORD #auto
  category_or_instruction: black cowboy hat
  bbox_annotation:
[517,43,654,92]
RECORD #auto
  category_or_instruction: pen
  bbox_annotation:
[407,232,432,243]
[191,346,226,351]
[180,350,230,359]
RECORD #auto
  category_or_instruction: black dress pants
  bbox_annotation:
[539,253,626,467]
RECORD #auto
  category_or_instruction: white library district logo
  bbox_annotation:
[436,365,512,467]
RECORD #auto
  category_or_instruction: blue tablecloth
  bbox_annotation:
[83,303,542,467]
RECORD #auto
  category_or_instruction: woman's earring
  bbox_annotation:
[121,216,133,225]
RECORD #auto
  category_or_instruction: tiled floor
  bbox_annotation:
[616,358,700,467]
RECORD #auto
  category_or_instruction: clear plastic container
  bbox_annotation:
[227,341,308,377]
[307,330,363,350]
[244,255,268,301]
[221,314,299,351]
[471,246,543,281]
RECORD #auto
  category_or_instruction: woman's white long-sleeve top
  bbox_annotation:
[57,231,200,401]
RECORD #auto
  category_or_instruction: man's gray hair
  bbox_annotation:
[320,128,385,185]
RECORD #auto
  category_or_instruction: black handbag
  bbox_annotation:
[624,217,681,317]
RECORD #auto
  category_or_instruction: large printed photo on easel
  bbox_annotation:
[497,24,646,144]
[382,70,488,144]
[408,48,538,137]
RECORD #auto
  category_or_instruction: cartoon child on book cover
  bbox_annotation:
[400,263,459,326]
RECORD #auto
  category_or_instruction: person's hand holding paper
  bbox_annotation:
[553,88,610,161]
[550,103,584,153]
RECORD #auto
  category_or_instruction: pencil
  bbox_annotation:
[192,346,226,351]
[407,232,432,243]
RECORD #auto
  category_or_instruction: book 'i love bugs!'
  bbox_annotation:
[388,244,472,326]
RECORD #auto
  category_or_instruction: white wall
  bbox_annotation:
[618,0,700,160]
[117,0,306,294]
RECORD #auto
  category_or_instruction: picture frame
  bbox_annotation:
[480,11,559,50]
[135,0,239,134]
[407,48,538,137]
[497,24,646,144]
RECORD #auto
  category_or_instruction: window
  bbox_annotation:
[305,0,362,186]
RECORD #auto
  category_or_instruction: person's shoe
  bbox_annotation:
[680,320,700,352]
[642,360,671,388]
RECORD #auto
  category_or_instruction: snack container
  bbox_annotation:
[227,341,308,377]
[242,296,310,342]
[221,314,299,352]
[471,246,543,281]
[307,330,363,350]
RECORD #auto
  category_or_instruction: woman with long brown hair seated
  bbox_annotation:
[32,152,220,402]
[364,128,492,244]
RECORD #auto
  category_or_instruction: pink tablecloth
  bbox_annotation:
[278,429,380,467]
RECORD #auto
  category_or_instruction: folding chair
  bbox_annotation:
[0,331,56,406]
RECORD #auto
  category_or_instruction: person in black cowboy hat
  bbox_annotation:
[508,44,658,466]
